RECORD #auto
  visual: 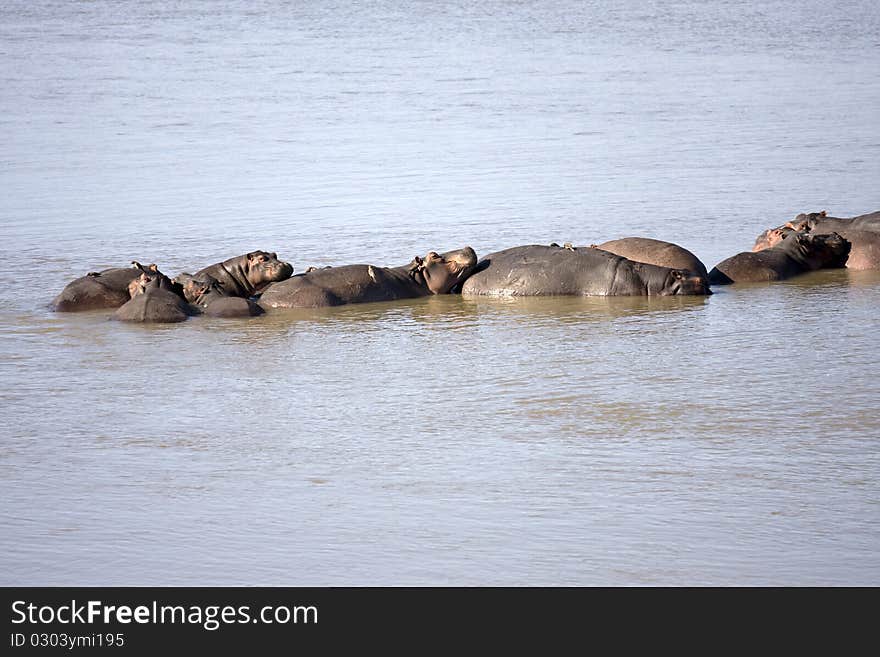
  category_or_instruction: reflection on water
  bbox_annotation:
[1,0,879,585]
[459,293,711,320]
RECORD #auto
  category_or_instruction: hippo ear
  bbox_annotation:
[820,210,827,217]
[270,252,277,259]
[246,251,258,261]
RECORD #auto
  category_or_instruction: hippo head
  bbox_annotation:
[752,227,792,252]
[174,272,220,304]
[787,210,827,232]
[788,231,850,269]
[659,269,712,296]
[128,262,175,298]
[410,246,478,294]
[243,251,294,291]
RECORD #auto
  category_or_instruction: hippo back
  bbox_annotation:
[258,264,422,308]
[51,267,142,311]
[595,237,708,278]
[202,297,265,317]
[461,245,708,297]
[790,210,880,234]
[461,245,617,296]
[113,287,194,323]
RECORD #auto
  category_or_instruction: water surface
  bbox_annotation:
[1,0,879,585]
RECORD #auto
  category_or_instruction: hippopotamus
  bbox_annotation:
[839,231,880,270]
[258,247,478,309]
[459,244,711,297]
[51,264,144,311]
[752,223,880,270]
[786,210,880,234]
[113,273,195,323]
[752,226,794,252]
[709,231,851,284]
[190,251,293,298]
[127,262,185,299]
[174,273,264,317]
[592,237,708,278]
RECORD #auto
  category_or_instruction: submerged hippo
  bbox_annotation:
[786,210,880,234]
[593,237,708,278]
[113,273,195,323]
[709,231,850,284]
[459,244,710,297]
[259,247,478,309]
[174,273,263,317]
[51,264,144,311]
[190,251,293,298]
[752,223,880,270]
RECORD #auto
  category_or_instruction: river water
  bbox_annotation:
[1,1,878,585]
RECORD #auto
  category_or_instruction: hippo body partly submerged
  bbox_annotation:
[51,266,143,312]
[710,231,850,284]
[836,230,880,270]
[113,263,194,323]
[593,237,709,278]
[175,273,264,317]
[752,212,880,270]
[113,289,193,323]
[259,247,477,309]
[460,244,710,297]
[190,251,293,298]
[113,272,195,323]
[788,210,880,234]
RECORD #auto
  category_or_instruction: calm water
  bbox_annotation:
[1,0,879,585]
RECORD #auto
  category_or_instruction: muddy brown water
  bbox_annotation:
[1,1,878,584]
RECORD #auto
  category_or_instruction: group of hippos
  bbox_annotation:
[50,208,880,323]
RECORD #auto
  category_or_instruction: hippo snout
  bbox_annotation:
[692,275,712,295]
[421,246,480,294]
[274,260,294,279]
[672,271,712,296]
[679,280,712,295]
[450,246,478,272]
